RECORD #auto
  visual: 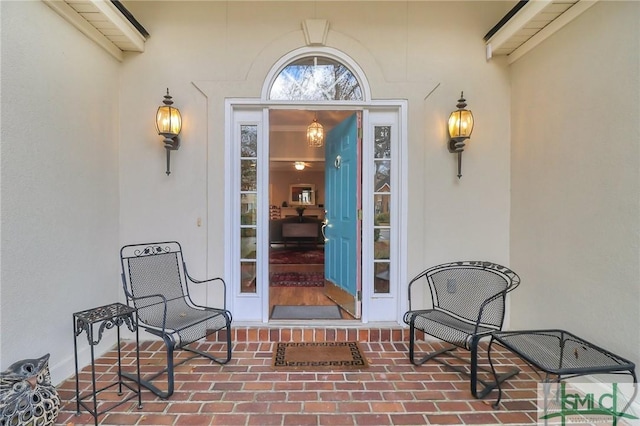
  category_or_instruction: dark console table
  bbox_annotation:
[282,222,319,247]
[488,329,637,418]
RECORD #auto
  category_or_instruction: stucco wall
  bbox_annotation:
[510,1,640,368]
[0,1,121,382]
[0,0,517,383]
[120,1,513,304]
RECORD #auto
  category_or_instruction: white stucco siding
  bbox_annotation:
[119,1,513,301]
[0,1,121,382]
[1,0,520,383]
[510,1,640,369]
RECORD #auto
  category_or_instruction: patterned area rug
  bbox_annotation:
[270,272,324,287]
[272,342,368,370]
[269,248,324,264]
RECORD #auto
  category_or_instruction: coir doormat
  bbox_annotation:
[272,341,368,370]
[270,271,324,287]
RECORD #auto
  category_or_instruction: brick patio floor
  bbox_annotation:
[54,326,565,425]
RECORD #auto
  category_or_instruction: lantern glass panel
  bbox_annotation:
[448,110,473,139]
[156,106,182,136]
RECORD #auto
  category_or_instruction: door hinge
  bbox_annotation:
[357,290,362,301]
[358,209,363,220]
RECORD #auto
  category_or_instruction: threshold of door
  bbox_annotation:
[210,323,409,343]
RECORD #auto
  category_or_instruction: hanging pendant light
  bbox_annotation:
[307,113,324,148]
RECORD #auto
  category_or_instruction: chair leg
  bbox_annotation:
[408,324,458,366]
[185,324,233,365]
[470,336,519,399]
[122,322,233,399]
[409,328,519,399]
[121,334,179,399]
[470,337,479,395]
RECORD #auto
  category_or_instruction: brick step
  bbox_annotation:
[209,325,411,343]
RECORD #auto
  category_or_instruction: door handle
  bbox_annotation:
[321,218,328,242]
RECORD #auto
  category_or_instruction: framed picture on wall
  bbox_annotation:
[289,184,315,206]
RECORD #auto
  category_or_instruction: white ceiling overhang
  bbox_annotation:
[485,0,599,64]
[42,0,601,66]
[42,0,148,62]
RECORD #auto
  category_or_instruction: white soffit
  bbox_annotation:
[42,0,148,62]
[485,0,599,64]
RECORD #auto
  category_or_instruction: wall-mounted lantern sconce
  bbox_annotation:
[294,161,306,171]
[447,92,474,179]
[155,88,182,175]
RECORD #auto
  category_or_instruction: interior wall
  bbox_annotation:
[510,1,640,368]
[120,1,514,312]
[0,1,121,382]
[270,170,325,209]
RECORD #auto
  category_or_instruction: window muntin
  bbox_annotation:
[270,56,363,101]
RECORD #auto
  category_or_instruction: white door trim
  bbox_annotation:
[224,99,407,324]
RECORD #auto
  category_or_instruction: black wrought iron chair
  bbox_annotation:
[403,261,520,398]
[120,241,232,398]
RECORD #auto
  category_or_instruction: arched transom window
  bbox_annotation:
[269,56,364,101]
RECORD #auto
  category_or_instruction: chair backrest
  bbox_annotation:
[120,242,191,326]
[409,261,520,329]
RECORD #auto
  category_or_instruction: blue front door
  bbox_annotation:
[324,112,361,318]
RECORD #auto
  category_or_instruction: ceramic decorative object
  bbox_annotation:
[0,353,60,426]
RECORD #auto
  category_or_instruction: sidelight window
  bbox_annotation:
[373,126,391,294]
[240,125,258,293]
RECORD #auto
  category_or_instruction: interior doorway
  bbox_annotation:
[268,109,358,320]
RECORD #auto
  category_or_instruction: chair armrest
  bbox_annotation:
[472,266,520,333]
[129,293,169,333]
[188,275,225,285]
[473,285,516,334]
[406,270,430,311]
[403,309,431,325]
[184,264,228,310]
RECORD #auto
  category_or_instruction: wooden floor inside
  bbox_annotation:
[269,262,354,320]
